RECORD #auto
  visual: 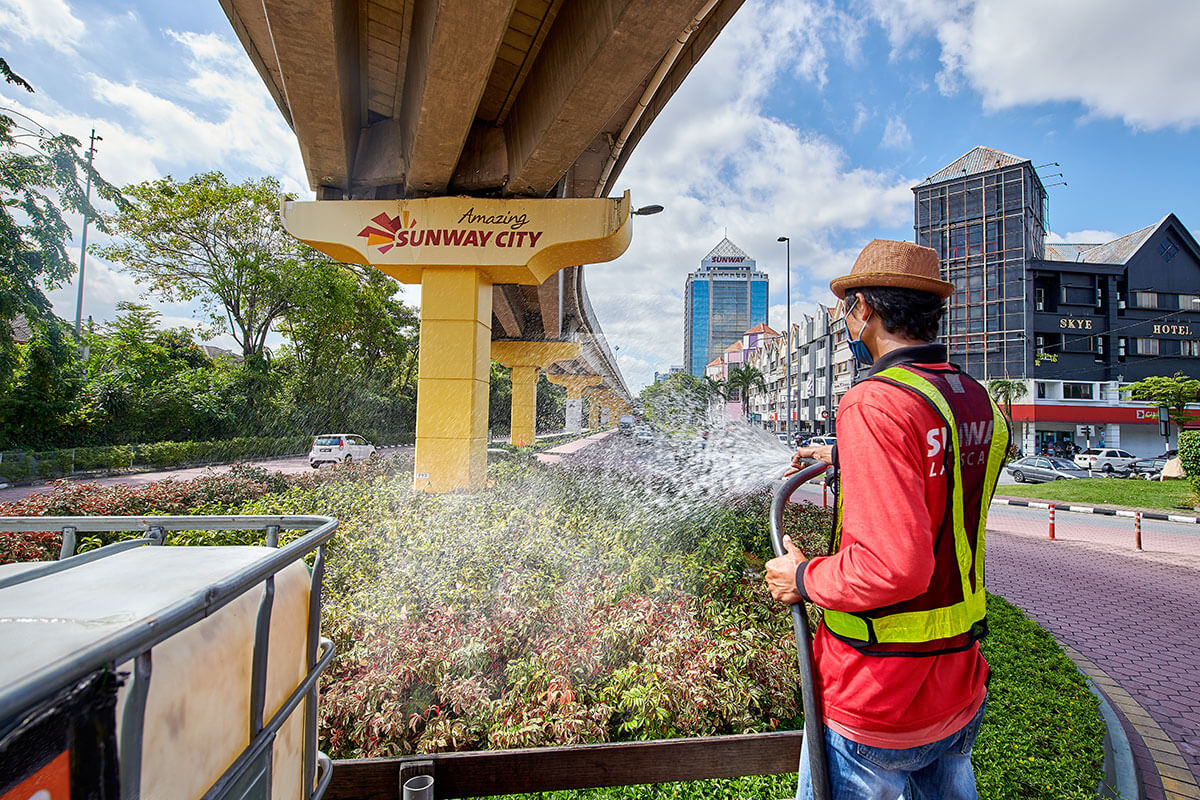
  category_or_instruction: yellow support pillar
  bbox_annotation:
[546,374,603,433]
[586,389,602,430]
[279,193,632,492]
[492,341,581,448]
[411,268,491,491]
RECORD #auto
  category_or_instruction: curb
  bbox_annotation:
[1061,643,1200,800]
[1087,680,1141,800]
[992,496,1200,524]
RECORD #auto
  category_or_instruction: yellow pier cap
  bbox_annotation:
[546,374,603,433]
[281,193,632,492]
[492,341,582,448]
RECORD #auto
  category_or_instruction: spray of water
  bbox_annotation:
[315,400,820,756]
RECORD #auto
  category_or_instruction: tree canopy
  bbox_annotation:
[99,172,334,361]
[724,364,766,418]
[0,57,125,385]
[1126,372,1200,439]
[987,378,1028,422]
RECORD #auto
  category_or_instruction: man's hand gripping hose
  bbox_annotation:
[770,462,832,800]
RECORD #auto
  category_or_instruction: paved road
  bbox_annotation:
[986,524,1200,800]
[0,446,414,505]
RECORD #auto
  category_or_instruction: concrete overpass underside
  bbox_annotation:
[219,0,746,488]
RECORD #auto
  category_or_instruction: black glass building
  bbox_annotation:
[913,146,1200,384]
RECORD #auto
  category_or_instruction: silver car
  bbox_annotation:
[1072,447,1137,474]
[308,433,377,468]
[1006,456,1091,483]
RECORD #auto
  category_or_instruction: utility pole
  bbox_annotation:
[74,128,101,337]
[778,236,792,442]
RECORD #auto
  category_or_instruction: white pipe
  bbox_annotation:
[593,0,721,196]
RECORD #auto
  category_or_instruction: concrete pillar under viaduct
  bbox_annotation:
[546,374,603,433]
[584,387,607,430]
[281,193,631,492]
[492,342,582,448]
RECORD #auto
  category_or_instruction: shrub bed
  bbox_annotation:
[0,459,1105,798]
[0,456,412,561]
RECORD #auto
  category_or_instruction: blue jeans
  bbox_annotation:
[796,697,987,800]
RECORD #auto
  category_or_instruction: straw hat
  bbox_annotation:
[830,239,953,299]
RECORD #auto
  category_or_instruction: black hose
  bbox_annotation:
[770,463,833,800]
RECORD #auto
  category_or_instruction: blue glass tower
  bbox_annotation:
[684,238,769,376]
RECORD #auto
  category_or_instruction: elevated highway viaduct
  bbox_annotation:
[219,0,746,490]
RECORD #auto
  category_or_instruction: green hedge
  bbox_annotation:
[1180,429,1200,497]
[0,432,414,483]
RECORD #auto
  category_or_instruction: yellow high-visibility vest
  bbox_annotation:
[821,365,1009,653]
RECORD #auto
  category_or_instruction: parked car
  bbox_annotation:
[1007,456,1091,483]
[1072,447,1137,473]
[805,436,837,447]
[634,425,655,445]
[1118,456,1168,480]
[308,434,376,468]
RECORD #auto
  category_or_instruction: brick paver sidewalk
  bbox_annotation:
[988,531,1200,800]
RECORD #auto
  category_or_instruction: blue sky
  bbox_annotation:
[2,0,1199,390]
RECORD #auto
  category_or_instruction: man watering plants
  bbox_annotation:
[765,239,1009,800]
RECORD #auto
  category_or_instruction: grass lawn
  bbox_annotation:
[996,476,1196,511]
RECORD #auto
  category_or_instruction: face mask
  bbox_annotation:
[844,297,874,366]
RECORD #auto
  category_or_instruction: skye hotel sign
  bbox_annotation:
[1058,317,1192,336]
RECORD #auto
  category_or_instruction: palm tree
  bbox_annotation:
[726,364,767,421]
[987,378,1028,423]
[703,375,726,401]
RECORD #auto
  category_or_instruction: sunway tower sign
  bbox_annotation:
[700,237,755,270]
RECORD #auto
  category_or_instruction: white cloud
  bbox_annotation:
[881,114,911,149]
[1048,229,1121,245]
[852,102,870,134]
[594,0,913,390]
[864,0,1200,131]
[0,8,311,337]
[0,0,85,54]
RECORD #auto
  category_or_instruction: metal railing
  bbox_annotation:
[0,515,338,800]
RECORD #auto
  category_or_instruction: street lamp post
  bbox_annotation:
[74,129,101,337]
[777,236,792,442]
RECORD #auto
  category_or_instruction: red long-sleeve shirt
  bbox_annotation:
[798,356,988,748]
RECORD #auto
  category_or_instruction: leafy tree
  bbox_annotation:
[1126,372,1200,448]
[0,317,84,447]
[640,372,709,431]
[987,378,1028,423]
[0,57,125,385]
[80,303,239,443]
[536,373,566,432]
[724,364,766,419]
[275,261,419,435]
[98,172,331,361]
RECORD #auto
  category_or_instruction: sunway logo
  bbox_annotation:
[357,209,544,253]
[710,256,746,263]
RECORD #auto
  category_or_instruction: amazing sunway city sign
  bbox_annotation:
[280,193,633,285]
[358,209,546,254]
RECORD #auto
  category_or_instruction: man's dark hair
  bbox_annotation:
[856,286,946,342]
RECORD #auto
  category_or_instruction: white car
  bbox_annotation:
[308,434,376,468]
[1072,447,1137,474]
[805,436,837,447]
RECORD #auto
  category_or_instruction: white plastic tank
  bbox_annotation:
[0,545,313,800]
